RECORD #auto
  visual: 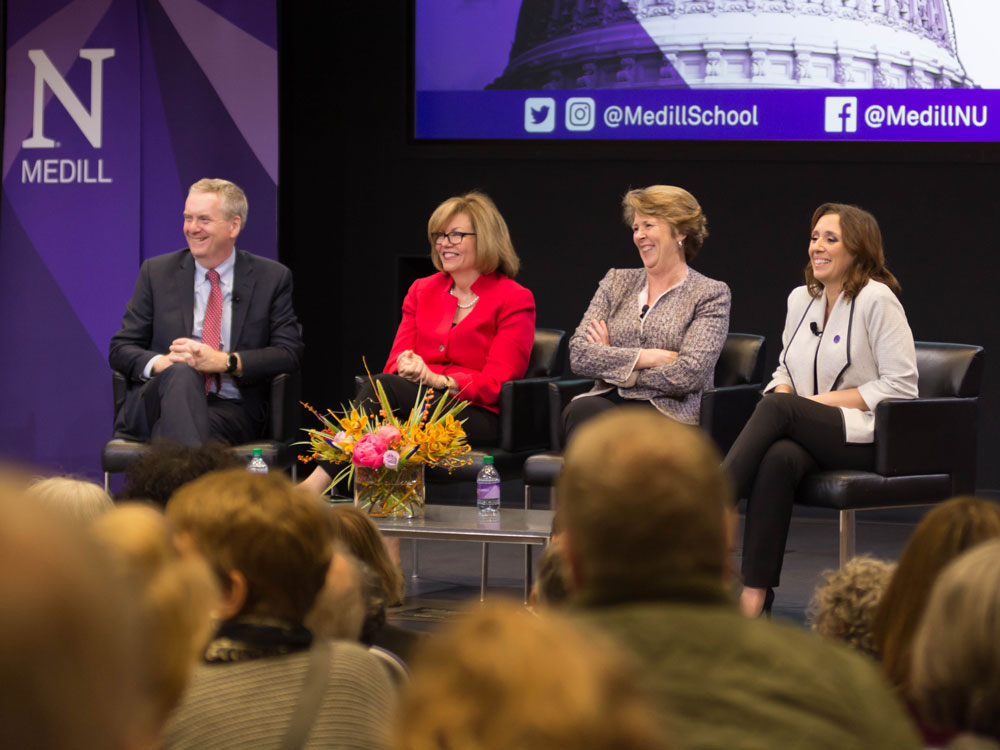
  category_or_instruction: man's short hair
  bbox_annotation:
[557,407,732,590]
[189,178,248,227]
[166,470,331,623]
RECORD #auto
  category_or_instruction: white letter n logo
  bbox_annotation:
[21,48,115,149]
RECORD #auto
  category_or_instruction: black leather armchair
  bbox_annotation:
[795,341,984,565]
[523,332,767,507]
[101,369,302,491]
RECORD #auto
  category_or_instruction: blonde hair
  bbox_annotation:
[27,476,112,524]
[912,538,1000,739]
[90,504,218,727]
[557,407,731,591]
[329,504,404,605]
[393,601,666,750]
[808,556,896,658]
[427,191,520,278]
[622,185,708,260]
[189,178,248,227]
[166,470,331,622]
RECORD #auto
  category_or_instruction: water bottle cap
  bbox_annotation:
[483,456,494,465]
[252,448,263,458]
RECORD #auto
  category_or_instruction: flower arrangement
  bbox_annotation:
[299,372,472,517]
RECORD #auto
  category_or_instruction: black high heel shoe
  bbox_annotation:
[760,588,775,619]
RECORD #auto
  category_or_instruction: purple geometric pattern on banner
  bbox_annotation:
[141,0,277,259]
[158,0,278,182]
[5,0,77,45]
[2,0,113,180]
[0,194,111,475]
[196,0,277,48]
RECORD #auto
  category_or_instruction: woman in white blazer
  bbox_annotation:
[724,203,918,617]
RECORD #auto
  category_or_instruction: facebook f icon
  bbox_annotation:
[825,97,858,133]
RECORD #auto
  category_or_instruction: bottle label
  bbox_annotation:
[477,484,500,501]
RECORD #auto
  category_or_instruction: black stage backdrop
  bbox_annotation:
[279,5,998,492]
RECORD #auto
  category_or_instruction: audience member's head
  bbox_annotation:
[529,535,571,608]
[557,407,731,593]
[911,538,1000,743]
[0,480,147,750]
[873,496,1000,699]
[120,440,242,508]
[808,556,895,658]
[329,503,405,605]
[305,546,366,641]
[166,470,331,624]
[90,504,219,728]
[393,601,666,750]
[27,475,113,523]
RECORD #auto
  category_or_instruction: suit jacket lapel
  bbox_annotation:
[231,250,254,347]
[178,251,196,338]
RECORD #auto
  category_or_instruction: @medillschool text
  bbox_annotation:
[603,104,760,129]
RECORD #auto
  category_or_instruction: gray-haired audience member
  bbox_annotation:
[0,480,150,750]
[557,407,920,750]
[808,555,896,659]
[911,538,1000,750]
[161,470,394,750]
[27,475,113,523]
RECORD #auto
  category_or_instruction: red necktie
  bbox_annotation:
[203,269,222,395]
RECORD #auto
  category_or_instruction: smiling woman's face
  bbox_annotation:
[809,213,854,292]
[434,212,477,275]
[632,212,684,274]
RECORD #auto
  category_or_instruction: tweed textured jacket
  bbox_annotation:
[568,267,730,424]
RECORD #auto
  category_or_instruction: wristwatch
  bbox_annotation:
[225,352,239,374]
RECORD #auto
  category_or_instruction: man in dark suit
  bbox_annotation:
[109,178,304,447]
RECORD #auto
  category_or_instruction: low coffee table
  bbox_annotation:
[373,504,554,602]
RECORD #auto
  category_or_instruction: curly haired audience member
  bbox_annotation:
[393,600,666,750]
[808,555,895,658]
[119,440,241,507]
[911,538,1000,750]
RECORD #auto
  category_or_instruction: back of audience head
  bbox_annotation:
[305,545,366,641]
[808,555,895,658]
[329,503,405,605]
[873,495,1000,698]
[0,480,148,750]
[120,440,241,507]
[911,538,1000,742]
[166,469,331,624]
[90,504,219,729]
[393,600,667,750]
[28,475,112,523]
[556,407,732,592]
[529,535,571,608]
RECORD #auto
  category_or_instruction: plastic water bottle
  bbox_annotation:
[247,447,268,475]
[477,456,501,514]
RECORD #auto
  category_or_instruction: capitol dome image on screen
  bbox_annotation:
[487,0,973,90]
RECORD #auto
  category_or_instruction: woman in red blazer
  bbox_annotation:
[301,192,535,493]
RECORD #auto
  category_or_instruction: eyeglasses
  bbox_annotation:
[432,231,476,245]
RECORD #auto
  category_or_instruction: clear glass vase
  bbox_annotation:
[353,464,425,519]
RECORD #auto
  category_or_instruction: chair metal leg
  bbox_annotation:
[480,543,489,602]
[291,464,298,482]
[104,472,110,494]
[839,509,856,567]
[411,539,419,579]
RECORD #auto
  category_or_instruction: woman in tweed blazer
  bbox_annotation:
[724,203,918,617]
[564,186,730,437]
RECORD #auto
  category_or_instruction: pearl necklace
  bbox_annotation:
[450,289,479,309]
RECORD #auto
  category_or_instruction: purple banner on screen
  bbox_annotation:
[416,89,999,142]
[0,0,278,476]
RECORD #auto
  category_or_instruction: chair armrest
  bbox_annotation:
[547,379,595,450]
[699,384,762,455]
[269,371,302,443]
[498,377,560,453]
[874,397,978,493]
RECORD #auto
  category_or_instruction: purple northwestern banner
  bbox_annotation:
[0,0,277,477]
[416,89,998,142]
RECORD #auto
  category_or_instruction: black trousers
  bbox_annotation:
[561,390,659,446]
[113,363,259,447]
[357,373,499,446]
[723,392,874,588]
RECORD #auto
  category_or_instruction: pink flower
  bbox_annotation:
[382,450,400,470]
[376,425,402,447]
[351,434,385,468]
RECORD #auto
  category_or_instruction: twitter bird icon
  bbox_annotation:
[524,97,556,132]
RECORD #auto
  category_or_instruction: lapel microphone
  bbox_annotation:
[639,304,649,320]
[810,321,822,336]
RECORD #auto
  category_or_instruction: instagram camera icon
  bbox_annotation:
[565,97,596,131]
[825,97,858,133]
